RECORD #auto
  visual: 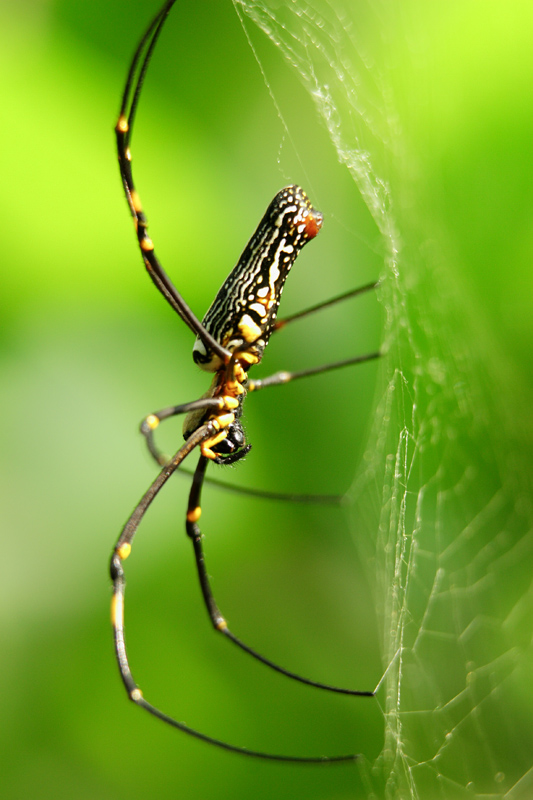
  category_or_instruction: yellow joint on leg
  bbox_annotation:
[201,413,235,459]
[145,414,159,430]
[201,441,224,458]
[110,592,123,626]
[130,189,143,214]
[216,412,235,429]
[237,352,259,368]
[233,362,249,382]
[207,412,234,434]
[130,688,143,701]
[116,115,129,133]
[201,434,227,459]
[117,542,131,561]
[224,379,243,395]
[140,236,154,252]
[223,396,239,411]
[216,618,228,631]
[187,506,202,523]
[201,445,218,460]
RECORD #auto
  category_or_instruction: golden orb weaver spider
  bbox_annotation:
[111,0,380,763]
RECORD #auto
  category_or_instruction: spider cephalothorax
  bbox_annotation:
[183,185,322,464]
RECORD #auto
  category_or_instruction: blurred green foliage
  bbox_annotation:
[0,1,531,799]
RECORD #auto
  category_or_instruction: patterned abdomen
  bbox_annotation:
[193,185,322,371]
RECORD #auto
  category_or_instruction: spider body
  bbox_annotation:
[192,185,322,371]
[111,0,379,763]
[184,185,322,464]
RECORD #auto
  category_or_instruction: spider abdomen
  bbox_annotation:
[193,185,322,371]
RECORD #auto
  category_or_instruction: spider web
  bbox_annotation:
[235,1,533,797]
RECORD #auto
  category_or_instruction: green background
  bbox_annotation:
[1,1,531,799]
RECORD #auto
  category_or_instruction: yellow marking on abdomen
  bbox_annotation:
[249,302,267,318]
[238,314,262,342]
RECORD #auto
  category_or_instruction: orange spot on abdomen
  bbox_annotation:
[304,212,323,239]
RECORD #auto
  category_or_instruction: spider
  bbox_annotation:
[110,0,380,763]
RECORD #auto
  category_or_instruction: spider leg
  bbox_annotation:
[260,278,382,387]
[110,422,357,762]
[141,281,381,502]
[186,455,374,697]
[115,0,230,363]
[111,423,213,695]
[248,350,381,393]
[183,471,346,505]
[273,280,379,331]
[141,406,343,504]
[129,696,356,763]
[140,397,226,465]
[140,405,344,502]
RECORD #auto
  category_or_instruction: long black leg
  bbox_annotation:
[274,280,379,331]
[140,349,380,466]
[182,471,346,505]
[111,425,211,697]
[140,403,344,505]
[110,424,358,762]
[140,397,226,465]
[185,456,374,697]
[112,0,376,761]
[248,351,381,393]
[115,0,231,363]
[140,350,381,505]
